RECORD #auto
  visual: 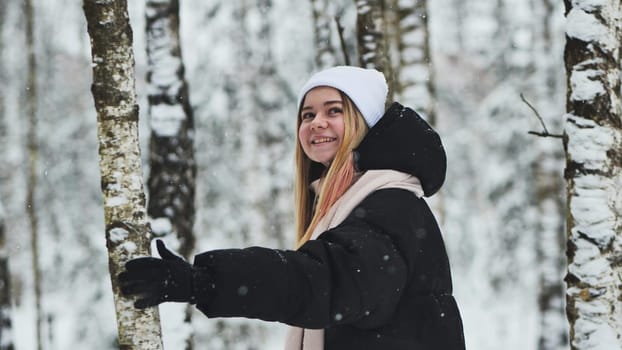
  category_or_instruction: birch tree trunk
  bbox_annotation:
[24,0,43,349]
[145,0,196,261]
[0,202,14,350]
[82,1,163,348]
[387,0,446,224]
[533,1,568,349]
[392,0,437,125]
[355,0,393,104]
[0,5,12,347]
[310,0,338,68]
[564,1,622,349]
[534,152,567,350]
[145,1,196,348]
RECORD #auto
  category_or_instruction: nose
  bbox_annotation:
[310,113,328,130]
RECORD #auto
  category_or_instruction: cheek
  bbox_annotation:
[298,124,307,141]
[335,120,346,139]
[298,125,310,149]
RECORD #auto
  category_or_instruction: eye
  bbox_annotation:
[328,107,343,115]
[301,112,315,120]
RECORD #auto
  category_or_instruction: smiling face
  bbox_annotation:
[298,86,345,166]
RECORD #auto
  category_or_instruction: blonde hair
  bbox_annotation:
[294,91,369,248]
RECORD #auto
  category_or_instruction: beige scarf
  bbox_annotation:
[284,169,424,350]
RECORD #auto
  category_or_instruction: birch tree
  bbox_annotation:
[145,0,197,348]
[82,1,163,348]
[145,0,197,261]
[355,0,393,103]
[0,5,14,347]
[24,0,43,348]
[531,1,568,349]
[564,1,622,349]
[391,0,436,125]
[534,143,567,350]
[310,0,339,68]
[355,0,387,70]
[0,8,9,344]
[0,202,13,350]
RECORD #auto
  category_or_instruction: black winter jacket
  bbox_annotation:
[193,102,465,349]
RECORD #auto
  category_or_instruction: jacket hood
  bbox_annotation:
[354,102,446,196]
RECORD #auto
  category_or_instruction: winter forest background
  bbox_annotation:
[0,0,579,349]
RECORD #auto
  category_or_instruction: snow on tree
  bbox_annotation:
[390,0,436,125]
[530,1,568,350]
[355,0,392,102]
[144,0,197,348]
[145,0,197,261]
[82,0,163,348]
[355,0,386,69]
[310,0,339,68]
[563,1,622,349]
[0,202,14,350]
[0,4,13,348]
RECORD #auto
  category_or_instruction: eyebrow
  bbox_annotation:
[301,100,343,111]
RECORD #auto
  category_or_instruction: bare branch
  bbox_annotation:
[521,93,564,139]
[521,93,548,132]
[335,16,350,66]
[528,131,564,139]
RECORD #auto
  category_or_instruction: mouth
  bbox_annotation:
[311,137,336,145]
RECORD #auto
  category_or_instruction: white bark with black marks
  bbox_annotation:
[0,202,14,350]
[145,1,196,348]
[145,0,197,261]
[355,2,389,69]
[564,1,622,349]
[0,4,14,348]
[391,0,436,125]
[310,0,338,68]
[82,0,163,348]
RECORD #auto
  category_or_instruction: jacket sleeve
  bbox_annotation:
[192,189,419,329]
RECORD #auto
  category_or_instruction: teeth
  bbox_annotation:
[312,138,335,144]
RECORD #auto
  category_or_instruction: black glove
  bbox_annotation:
[118,239,197,309]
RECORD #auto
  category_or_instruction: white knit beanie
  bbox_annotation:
[297,66,388,128]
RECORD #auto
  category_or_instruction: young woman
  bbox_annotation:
[119,66,465,349]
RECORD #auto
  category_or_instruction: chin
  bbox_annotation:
[308,150,337,166]
[314,157,334,167]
